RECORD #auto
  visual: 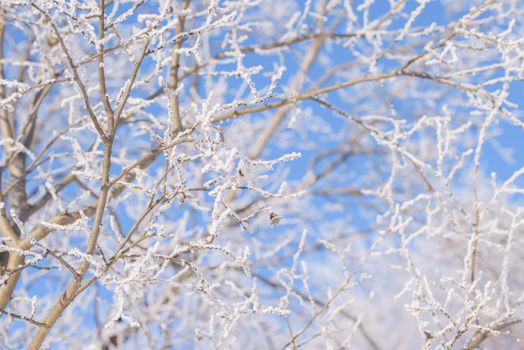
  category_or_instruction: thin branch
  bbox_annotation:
[0,307,49,329]
[31,3,108,141]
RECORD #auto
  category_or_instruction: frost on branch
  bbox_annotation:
[0,0,524,349]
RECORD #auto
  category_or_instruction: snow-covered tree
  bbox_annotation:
[1,0,524,348]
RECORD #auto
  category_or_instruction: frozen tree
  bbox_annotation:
[1,0,524,348]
